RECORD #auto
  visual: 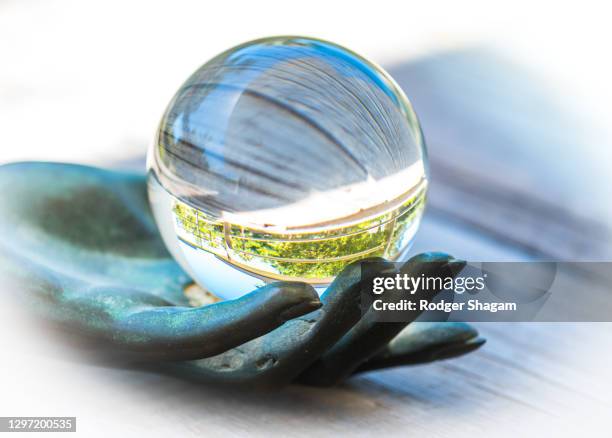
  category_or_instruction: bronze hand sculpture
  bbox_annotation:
[0,162,484,389]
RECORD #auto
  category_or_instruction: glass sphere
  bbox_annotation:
[147,36,428,300]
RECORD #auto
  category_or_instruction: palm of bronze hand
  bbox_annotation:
[0,162,484,388]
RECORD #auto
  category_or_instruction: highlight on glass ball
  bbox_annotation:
[147,36,428,300]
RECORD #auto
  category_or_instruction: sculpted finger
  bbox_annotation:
[152,258,394,388]
[2,250,320,361]
[298,253,465,386]
[114,282,321,360]
[353,322,485,373]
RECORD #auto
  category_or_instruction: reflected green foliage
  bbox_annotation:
[172,192,426,279]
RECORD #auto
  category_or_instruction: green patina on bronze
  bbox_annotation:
[0,162,484,388]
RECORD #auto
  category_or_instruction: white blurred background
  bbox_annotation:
[1,0,611,165]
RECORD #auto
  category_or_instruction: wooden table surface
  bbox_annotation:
[1,49,611,437]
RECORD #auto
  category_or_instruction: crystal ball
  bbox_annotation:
[147,36,428,300]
